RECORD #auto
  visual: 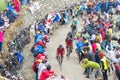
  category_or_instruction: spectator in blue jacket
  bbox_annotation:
[101,1,106,14]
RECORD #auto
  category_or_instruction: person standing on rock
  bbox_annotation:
[99,52,109,80]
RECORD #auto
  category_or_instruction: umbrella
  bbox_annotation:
[0,0,7,11]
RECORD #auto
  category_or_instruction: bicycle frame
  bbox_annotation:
[66,45,73,60]
[56,54,62,71]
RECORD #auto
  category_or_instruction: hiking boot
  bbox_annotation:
[85,76,89,78]
[83,72,86,75]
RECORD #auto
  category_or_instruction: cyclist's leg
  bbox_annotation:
[66,46,68,55]
[56,53,59,60]
[71,45,73,52]
[61,54,63,63]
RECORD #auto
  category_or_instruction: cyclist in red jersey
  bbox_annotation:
[56,45,65,63]
[65,35,73,54]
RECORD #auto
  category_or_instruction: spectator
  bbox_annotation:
[0,27,5,55]
[39,64,54,80]
[99,52,109,80]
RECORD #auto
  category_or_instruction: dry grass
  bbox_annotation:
[1,9,26,62]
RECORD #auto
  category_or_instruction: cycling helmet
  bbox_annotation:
[59,44,62,47]
[67,31,72,35]
[77,33,81,37]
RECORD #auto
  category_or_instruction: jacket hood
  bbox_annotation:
[83,58,88,64]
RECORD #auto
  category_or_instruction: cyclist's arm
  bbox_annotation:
[63,48,65,54]
[56,48,59,55]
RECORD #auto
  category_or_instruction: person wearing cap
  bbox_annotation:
[32,58,42,80]
[37,59,49,80]
[99,52,109,80]
[33,53,47,80]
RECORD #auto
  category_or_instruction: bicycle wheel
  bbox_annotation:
[58,56,61,66]
[57,55,62,71]
[66,46,73,60]
[66,50,70,60]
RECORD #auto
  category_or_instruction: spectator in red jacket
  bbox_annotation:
[99,27,105,40]
[114,63,120,80]
[91,40,97,54]
[36,39,46,48]
[39,64,54,80]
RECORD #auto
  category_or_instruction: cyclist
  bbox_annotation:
[67,32,73,39]
[56,45,65,64]
[65,35,73,55]
[71,23,77,37]
[72,16,78,26]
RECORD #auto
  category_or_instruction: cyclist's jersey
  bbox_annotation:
[57,47,65,55]
[71,24,77,30]
[65,38,73,47]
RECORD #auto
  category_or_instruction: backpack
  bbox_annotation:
[16,51,24,63]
